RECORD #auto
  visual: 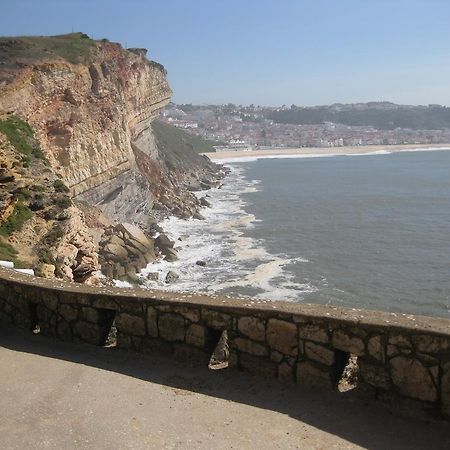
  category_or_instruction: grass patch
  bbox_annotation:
[0,239,26,268]
[0,202,32,236]
[152,120,220,154]
[0,32,98,66]
[0,240,18,260]
[0,116,44,161]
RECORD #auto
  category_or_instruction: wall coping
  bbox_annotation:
[2,267,450,337]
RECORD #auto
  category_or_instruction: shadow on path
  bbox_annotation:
[1,325,449,449]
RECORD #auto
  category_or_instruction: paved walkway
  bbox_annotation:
[1,326,449,449]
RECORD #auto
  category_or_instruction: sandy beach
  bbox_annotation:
[205,143,450,161]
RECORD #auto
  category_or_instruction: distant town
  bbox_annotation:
[160,102,450,152]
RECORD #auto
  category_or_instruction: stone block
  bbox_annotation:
[82,306,100,323]
[442,366,450,417]
[147,306,158,338]
[56,320,72,341]
[270,351,283,363]
[332,329,365,356]
[115,313,146,336]
[387,344,399,357]
[429,365,439,385]
[390,356,437,402]
[238,316,265,341]
[119,299,144,314]
[388,334,412,349]
[173,306,200,323]
[91,296,117,310]
[367,335,385,362]
[239,353,277,378]
[201,309,231,329]
[412,335,450,354]
[186,323,207,348]
[158,313,185,342]
[304,342,335,366]
[359,361,391,389]
[42,293,59,311]
[266,319,298,356]
[59,304,79,322]
[73,321,106,345]
[296,362,333,390]
[278,362,294,383]
[298,324,329,343]
[116,334,133,349]
[416,353,439,366]
[232,337,267,357]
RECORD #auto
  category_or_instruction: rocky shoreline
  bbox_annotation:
[97,166,229,286]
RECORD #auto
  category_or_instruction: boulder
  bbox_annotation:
[146,272,159,281]
[165,270,179,283]
[104,243,128,261]
[196,260,206,267]
[126,269,140,284]
[108,234,126,247]
[36,263,56,279]
[116,223,153,249]
[143,251,156,264]
[200,197,211,207]
[128,237,154,254]
[163,247,178,262]
[156,233,174,250]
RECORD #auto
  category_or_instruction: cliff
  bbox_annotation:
[0,33,223,281]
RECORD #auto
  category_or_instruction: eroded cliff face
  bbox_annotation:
[0,34,222,282]
[0,35,220,223]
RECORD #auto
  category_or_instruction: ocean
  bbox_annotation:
[140,149,450,319]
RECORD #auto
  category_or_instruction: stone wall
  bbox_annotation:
[0,267,449,421]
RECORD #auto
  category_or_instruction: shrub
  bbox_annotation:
[53,179,70,193]
[0,202,32,236]
[38,248,56,265]
[54,195,72,209]
[43,224,64,247]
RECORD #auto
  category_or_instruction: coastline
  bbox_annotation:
[205,143,450,162]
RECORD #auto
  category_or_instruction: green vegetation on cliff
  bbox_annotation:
[0,239,25,268]
[0,116,44,163]
[152,120,218,154]
[0,32,96,66]
[0,202,32,237]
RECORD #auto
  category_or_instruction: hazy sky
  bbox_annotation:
[2,0,450,106]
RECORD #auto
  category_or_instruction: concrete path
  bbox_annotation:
[1,326,449,450]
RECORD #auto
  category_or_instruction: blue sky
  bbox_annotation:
[2,0,450,106]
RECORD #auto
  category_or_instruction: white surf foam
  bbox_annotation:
[139,165,313,301]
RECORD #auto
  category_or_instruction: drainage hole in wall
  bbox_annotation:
[104,320,117,347]
[29,302,40,334]
[338,354,359,392]
[208,330,229,370]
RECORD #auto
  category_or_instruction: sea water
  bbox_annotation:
[141,149,450,318]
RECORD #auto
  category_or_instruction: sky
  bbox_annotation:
[1,0,450,106]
